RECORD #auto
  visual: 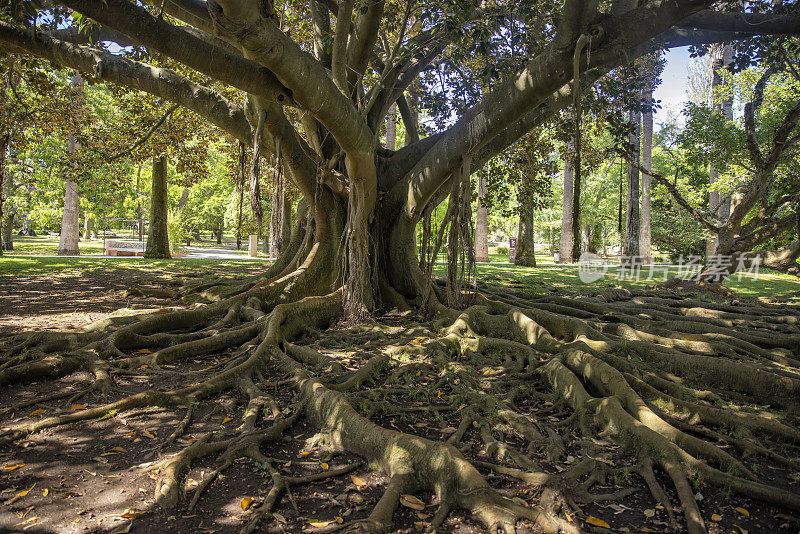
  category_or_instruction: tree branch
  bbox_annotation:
[108,103,180,161]
[58,0,295,105]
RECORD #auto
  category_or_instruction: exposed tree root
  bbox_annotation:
[3,275,800,533]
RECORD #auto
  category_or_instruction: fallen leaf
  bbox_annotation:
[586,516,610,528]
[240,497,254,511]
[273,512,286,523]
[299,451,311,456]
[400,494,426,511]
[307,520,333,528]
[109,523,132,534]
[70,404,86,411]
[137,349,152,354]
[320,462,329,470]
[334,516,343,524]
[111,446,127,453]
[14,516,39,526]
[413,521,429,531]
[3,462,25,471]
[120,509,143,519]
[735,507,750,517]
[30,409,44,417]
[711,514,723,521]
[16,485,35,498]
[350,476,368,488]
[222,417,232,424]
[644,509,655,518]
[42,489,49,497]
[416,512,430,520]
[142,430,156,439]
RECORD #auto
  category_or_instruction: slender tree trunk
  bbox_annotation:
[385,103,397,151]
[624,107,641,258]
[559,153,574,263]
[474,163,489,262]
[1,141,12,252]
[640,86,653,264]
[144,154,171,258]
[236,141,245,250]
[515,192,536,267]
[58,73,84,256]
[281,193,292,252]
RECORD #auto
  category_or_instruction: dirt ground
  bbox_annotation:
[1,270,799,533]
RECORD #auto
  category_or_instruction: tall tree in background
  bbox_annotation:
[474,164,489,262]
[57,72,82,256]
[640,85,654,263]
[706,42,733,258]
[144,153,171,258]
[558,146,574,263]
[624,103,641,258]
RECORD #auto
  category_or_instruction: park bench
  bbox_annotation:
[105,240,146,256]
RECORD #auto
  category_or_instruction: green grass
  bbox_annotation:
[0,255,267,277]
[3,248,800,300]
[443,251,800,299]
[6,235,108,255]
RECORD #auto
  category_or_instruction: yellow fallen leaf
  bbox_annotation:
[320,462,329,470]
[138,365,149,370]
[3,462,25,470]
[14,516,39,526]
[400,494,426,511]
[30,409,45,417]
[565,512,573,522]
[137,349,152,354]
[644,509,655,518]
[482,369,492,376]
[142,430,156,439]
[586,516,610,528]
[415,370,422,376]
[16,485,35,498]
[735,507,750,517]
[437,391,443,398]
[299,451,311,456]
[273,512,286,523]
[711,513,723,521]
[240,497,254,511]
[42,489,49,497]
[70,404,86,411]
[334,516,344,524]
[350,475,368,487]
[307,520,333,528]
[111,446,127,453]
[222,417,232,424]
[120,509,143,518]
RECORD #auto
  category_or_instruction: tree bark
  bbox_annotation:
[385,103,397,151]
[475,163,489,263]
[624,107,641,258]
[1,143,12,252]
[144,154,171,259]
[515,192,536,267]
[58,72,83,256]
[640,86,653,263]
[559,153,574,263]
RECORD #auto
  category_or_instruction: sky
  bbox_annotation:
[653,47,692,127]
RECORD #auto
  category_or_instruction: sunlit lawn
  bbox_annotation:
[3,248,800,300]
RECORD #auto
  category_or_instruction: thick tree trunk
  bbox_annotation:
[515,198,536,267]
[640,86,653,264]
[144,154,171,259]
[475,164,489,263]
[559,154,574,263]
[624,107,641,258]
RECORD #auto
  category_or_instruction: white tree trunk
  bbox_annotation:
[58,73,83,256]
[624,107,641,258]
[386,103,397,151]
[474,163,489,262]
[559,153,574,263]
[640,86,653,264]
